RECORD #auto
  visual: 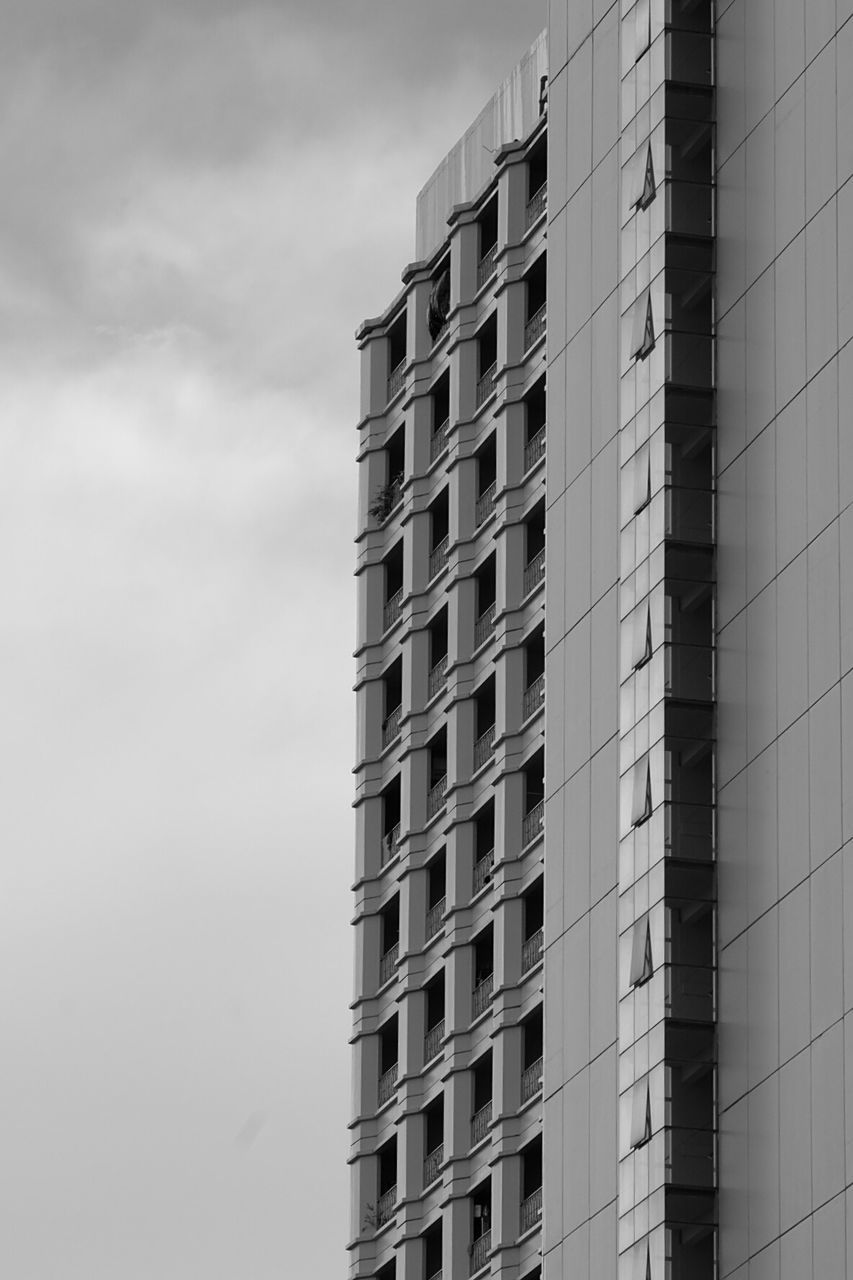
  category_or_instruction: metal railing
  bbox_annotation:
[526,181,547,228]
[383,587,403,632]
[520,1186,543,1232]
[471,1101,492,1145]
[426,897,446,940]
[475,481,496,527]
[523,548,546,596]
[522,800,544,847]
[430,418,449,463]
[470,1230,491,1275]
[424,1020,445,1063]
[381,823,400,866]
[523,674,545,721]
[382,704,402,748]
[428,655,448,699]
[376,1185,397,1228]
[387,361,406,401]
[473,849,494,894]
[472,974,493,1018]
[423,1144,443,1187]
[429,536,449,579]
[524,303,547,350]
[476,362,497,407]
[473,726,495,771]
[522,929,543,974]
[474,603,496,649]
[378,1063,398,1105]
[379,943,399,986]
[477,244,498,289]
[521,1057,543,1102]
[524,425,546,472]
[426,1272,443,1280]
[427,774,447,820]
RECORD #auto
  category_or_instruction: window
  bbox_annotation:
[523,625,545,719]
[477,197,499,288]
[520,1135,543,1231]
[381,658,403,748]
[424,972,445,1062]
[378,896,399,986]
[631,755,652,827]
[475,433,497,526]
[386,311,407,401]
[629,914,654,987]
[382,541,404,631]
[379,775,401,865]
[473,800,495,893]
[423,1096,444,1186]
[430,372,450,463]
[428,608,448,698]
[523,502,546,595]
[471,1051,493,1143]
[473,676,496,771]
[630,1077,652,1148]
[426,850,446,940]
[522,749,545,846]
[524,376,546,471]
[476,313,498,406]
[424,1220,443,1280]
[523,253,547,350]
[375,1136,397,1228]
[428,489,450,579]
[631,288,655,360]
[427,728,447,819]
[472,925,494,1018]
[522,878,544,972]
[526,134,547,228]
[378,1015,398,1105]
[428,255,451,342]
[474,555,497,648]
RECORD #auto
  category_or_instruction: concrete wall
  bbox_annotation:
[715,3,853,1277]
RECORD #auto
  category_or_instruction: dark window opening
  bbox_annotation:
[428,256,451,342]
[471,1178,491,1240]
[475,676,496,739]
[475,800,495,862]
[379,1016,398,1074]
[522,1006,543,1069]
[380,775,401,864]
[381,658,403,746]
[426,972,445,1031]
[473,925,494,988]
[380,896,400,957]
[388,312,406,379]
[428,851,446,909]
[523,879,544,940]
[527,135,547,202]
[428,727,447,789]
[478,198,498,259]
[477,314,498,379]
[424,1222,443,1280]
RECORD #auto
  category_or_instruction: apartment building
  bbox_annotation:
[352,2,853,1279]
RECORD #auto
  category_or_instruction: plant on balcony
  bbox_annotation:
[369,473,403,523]
[428,268,451,340]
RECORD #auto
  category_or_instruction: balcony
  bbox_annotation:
[379,943,399,986]
[471,1101,492,1145]
[470,1230,491,1275]
[387,361,406,402]
[524,304,547,351]
[522,929,543,974]
[429,537,450,580]
[376,1184,397,1228]
[427,775,447,820]
[431,418,450,464]
[424,1020,445,1063]
[523,548,546,596]
[428,655,448,700]
[383,587,403,633]
[473,974,494,1018]
[426,897,446,940]
[381,823,400,866]
[522,801,544,847]
[473,726,495,772]
[476,362,497,408]
[473,850,494,894]
[423,1144,444,1187]
[521,1057,543,1103]
[477,245,498,289]
[475,482,497,527]
[474,603,496,650]
[382,705,402,749]
[524,425,546,472]
[378,1063,398,1106]
[523,674,545,721]
[526,181,547,228]
[520,1186,542,1232]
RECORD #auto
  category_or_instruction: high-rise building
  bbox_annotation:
[351,4,853,1280]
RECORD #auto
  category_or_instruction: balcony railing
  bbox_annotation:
[524,425,546,472]
[476,362,497,407]
[470,1230,491,1275]
[477,244,498,289]
[429,537,450,580]
[522,800,545,847]
[521,1057,543,1102]
[376,1184,397,1228]
[524,303,547,350]
[426,897,446,940]
[471,1101,492,1145]
[428,655,448,699]
[523,674,545,721]
[382,704,402,748]
[522,929,543,974]
[473,726,495,772]
[473,849,494,894]
[423,1144,444,1187]
[475,482,497,527]
[523,548,546,595]
[430,418,450,463]
[387,360,406,401]
[526,181,547,228]
[381,823,400,866]
[424,1020,445,1063]
[379,943,399,986]
[378,1063,398,1106]
[427,774,447,820]
[520,1186,543,1232]
[472,974,494,1018]
[427,1271,443,1280]
[383,587,403,632]
[474,603,496,649]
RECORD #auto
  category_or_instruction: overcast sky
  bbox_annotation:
[0,3,546,1276]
